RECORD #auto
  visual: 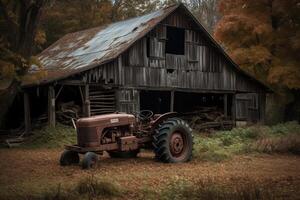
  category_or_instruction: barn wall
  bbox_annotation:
[74,9,266,120]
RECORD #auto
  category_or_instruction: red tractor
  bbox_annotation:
[60,111,193,169]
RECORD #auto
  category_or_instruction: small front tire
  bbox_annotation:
[82,152,98,169]
[60,150,80,166]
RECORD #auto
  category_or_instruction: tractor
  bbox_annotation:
[60,110,193,169]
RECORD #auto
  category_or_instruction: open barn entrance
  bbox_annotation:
[140,90,171,114]
[174,92,233,130]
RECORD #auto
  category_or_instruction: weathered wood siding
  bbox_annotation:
[77,10,264,94]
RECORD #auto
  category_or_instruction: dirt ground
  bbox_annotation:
[0,148,300,199]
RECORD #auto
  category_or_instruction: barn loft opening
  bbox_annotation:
[140,90,171,114]
[166,26,185,55]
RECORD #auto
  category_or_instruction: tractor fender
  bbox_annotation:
[150,112,177,131]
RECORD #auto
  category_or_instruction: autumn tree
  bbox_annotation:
[215,0,300,121]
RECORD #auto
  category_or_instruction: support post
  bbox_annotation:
[24,92,31,133]
[259,93,266,124]
[224,94,228,118]
[170,90,174,112]
[231,94,236,125]
[48,86,56,127]
[84,84,91,117]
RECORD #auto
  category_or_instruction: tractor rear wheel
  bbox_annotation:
[60,150,80,166]
[82,152,98,169]
[153,118,193,163]
[108,150,140,158]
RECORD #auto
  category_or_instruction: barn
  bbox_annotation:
[17,4,270,132]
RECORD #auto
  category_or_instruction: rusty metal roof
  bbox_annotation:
[23,4,178,86]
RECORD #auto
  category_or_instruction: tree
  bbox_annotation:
[215,0,300,89]
[189,0,220,33]
[215,0,300,122]
[0,0,48,127]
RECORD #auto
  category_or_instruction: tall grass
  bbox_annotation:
[193,121,300,162]
[23,123,76,148]
[20,176,123,200]
[160,177,291,200]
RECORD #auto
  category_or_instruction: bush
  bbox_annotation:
[193,121,300,162]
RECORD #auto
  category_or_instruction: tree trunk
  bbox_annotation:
[0,80,20,128]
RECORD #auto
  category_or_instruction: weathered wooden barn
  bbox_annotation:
[19,4,270,131]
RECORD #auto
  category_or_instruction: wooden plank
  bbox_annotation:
[48,86,56,127]
[24,92,31,132]
[224,94,228,118]
[259,93,266,124]
[231,94,236,124]
[170,90,174,112]
[84,84,91,117]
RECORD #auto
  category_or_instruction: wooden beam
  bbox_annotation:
[224,94,228,118]
[84,84,91,117]
[170,90,175,112]
[24,92,31,133]
[48,86,56,127]
[259,93,266,124]
[231,94,236,125]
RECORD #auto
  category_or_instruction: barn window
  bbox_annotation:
[166,26,185,55]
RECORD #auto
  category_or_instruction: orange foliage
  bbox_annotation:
[215,0,300,89]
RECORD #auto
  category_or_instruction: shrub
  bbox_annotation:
[253,134,300,154]
[193,121,300,162]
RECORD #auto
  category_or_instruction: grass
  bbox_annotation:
[159,177,291,200]
[9,176,123,200]
[193,121,300,162]
[22,123,76,149]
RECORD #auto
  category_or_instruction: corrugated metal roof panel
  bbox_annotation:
[23,5,178,86]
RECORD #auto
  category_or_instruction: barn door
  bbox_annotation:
[89,86,116,116]
[235,93,259,122]
[117,89,139,114]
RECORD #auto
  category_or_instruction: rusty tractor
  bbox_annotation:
[60,110,193,169]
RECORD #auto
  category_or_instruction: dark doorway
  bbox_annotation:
[140,90,171,114]
[174,92,227,114]
[166,26,185,55]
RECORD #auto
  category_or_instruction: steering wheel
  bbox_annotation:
[138,110,154,121]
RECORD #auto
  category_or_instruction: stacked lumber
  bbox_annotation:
[180,107,233,131]
[89,89,116,115]
[56,101,81,125]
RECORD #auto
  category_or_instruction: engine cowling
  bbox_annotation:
[76,113,135,147]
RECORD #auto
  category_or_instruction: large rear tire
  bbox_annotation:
[153,118,193,163]
[108,150,140,158]
[82,152,98,169]
[60,150,79,166]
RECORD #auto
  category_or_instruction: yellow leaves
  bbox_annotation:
[268,63,300,89]
[35,29,46,46]
[230,46,271,66]
[0,60,15,79]
[21,69,48,85]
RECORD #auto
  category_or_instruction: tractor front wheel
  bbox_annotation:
[60,150,80,166]
[82,152,98,169]
[153,118,193,163]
